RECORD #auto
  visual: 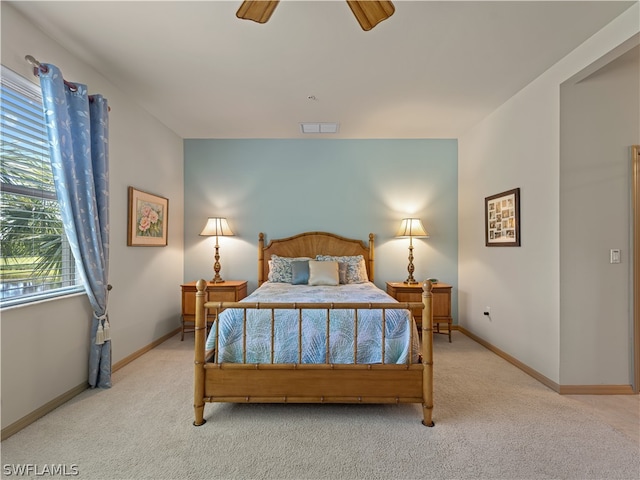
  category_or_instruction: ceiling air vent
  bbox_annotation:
[300,122,339,134]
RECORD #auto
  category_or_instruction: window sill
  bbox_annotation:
[0,287,86,311]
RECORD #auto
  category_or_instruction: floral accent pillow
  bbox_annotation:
[315,255,369,284]
[268,255,312,283]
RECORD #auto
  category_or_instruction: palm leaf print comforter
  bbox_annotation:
[205,282,420,364]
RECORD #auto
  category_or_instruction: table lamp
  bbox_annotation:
[396,218,429,284]
[200,217,234,283]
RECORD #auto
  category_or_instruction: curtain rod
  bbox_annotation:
[25,55,110,110]
[26,54,79,92]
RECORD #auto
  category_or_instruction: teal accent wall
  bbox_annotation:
[184,139,458,321]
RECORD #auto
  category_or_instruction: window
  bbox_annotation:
[0,65,82,307]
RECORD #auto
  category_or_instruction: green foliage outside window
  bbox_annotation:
[0,66,79,304]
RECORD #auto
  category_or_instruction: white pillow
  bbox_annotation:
[315,255,369,283]
[308,260,339,286]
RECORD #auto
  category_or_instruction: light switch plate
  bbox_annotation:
[610,249,621,264]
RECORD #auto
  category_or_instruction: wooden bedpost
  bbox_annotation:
[258,232,265,286]
[193,279,207,426]
[368,233,375,282]
[421,279,435,427]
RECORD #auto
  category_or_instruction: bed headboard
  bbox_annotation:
[258,232,374,285]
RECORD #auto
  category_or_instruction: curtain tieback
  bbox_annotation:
[95,285,113,345]
[95,312,111,345]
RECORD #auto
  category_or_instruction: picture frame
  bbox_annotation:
[127,187,168,246]
[485,188,520,247]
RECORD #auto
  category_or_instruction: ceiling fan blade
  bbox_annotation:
[236,0,280,24]
[346,1,395,31]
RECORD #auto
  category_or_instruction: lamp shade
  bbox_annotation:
[396,218,429,238]
[200,217,234,237]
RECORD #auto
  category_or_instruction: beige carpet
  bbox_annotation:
[1,331,638,480]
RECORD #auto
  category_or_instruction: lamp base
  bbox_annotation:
[211,248,225,283]
[404,244,419,286]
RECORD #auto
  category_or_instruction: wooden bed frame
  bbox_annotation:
[193,232,434,426]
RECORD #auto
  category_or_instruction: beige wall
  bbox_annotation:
[560,43,639,386]
[1,3,185,429]
[458,5,639,386]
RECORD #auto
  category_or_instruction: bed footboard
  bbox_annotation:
[193,279,434,427]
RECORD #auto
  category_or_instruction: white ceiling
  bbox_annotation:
[10,0,636,139]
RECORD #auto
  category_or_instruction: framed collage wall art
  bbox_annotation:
[485,188,520,247]
[127,187,169,246]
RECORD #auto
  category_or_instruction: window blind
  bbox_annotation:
[0,65,81,306]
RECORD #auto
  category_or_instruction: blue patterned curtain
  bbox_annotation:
[37,64,111,388]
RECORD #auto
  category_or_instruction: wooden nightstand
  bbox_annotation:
[180,280,248,341]
[386,281,453,342]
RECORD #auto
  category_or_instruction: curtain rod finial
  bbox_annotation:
[25,55,40,67]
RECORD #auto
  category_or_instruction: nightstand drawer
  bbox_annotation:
[180,280,248,340]
[210,290,240,303]
[386,281,453,342]
[391,290,423,320]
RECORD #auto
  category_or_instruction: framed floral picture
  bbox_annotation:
[485,188,520,247]
[127,187,168,246]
